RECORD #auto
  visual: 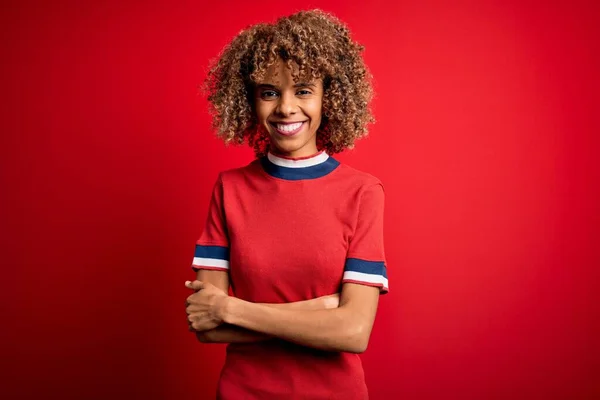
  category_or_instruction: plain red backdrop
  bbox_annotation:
[2,0,599,399]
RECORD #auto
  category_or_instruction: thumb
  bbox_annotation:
[185,280,205,290]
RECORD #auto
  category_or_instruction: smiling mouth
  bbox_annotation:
[270,121,306,136]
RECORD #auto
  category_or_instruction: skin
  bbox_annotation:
[186,270,340,344]
[254,59,323,158]
[185,277,379,353]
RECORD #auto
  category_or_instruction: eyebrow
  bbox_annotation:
[256,82,317,89]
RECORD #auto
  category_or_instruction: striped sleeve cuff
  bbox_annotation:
[342,258,389,293]
[192,244,229,271]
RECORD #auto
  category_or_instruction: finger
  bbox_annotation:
[185,280,202,288]
[186,280,205,290]
[185,297,192,307]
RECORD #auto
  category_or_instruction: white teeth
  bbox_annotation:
[277,122,303,132]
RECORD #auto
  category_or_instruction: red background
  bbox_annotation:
[2,0,599,399]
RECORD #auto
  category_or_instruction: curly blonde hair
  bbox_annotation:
[203,9,375,157]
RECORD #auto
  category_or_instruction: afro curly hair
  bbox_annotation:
[203,9,375,157]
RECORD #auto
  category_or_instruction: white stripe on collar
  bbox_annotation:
[267,151,329,168]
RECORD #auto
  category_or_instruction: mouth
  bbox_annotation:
[269,121,306,136]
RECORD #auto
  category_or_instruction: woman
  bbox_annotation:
[185,9,388,399]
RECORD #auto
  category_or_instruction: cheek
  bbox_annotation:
[307,100,323,122]
[254,102,269,123]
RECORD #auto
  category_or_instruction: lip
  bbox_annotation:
[269,121,306,136]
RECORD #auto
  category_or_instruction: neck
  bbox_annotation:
[268,149,324,161]
[268,145,321,160]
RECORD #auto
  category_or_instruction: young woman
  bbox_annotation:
[184,9,388,399]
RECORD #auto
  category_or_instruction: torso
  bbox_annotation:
[214,153,378,399]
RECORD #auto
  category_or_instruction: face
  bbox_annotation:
[253,59,323,158]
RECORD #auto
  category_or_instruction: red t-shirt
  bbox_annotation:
[192,150,388,400]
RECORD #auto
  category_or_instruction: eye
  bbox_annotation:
[260,90,279,99]
[297,89,312,96]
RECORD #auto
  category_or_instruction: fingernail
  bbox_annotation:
[185,280,191,286]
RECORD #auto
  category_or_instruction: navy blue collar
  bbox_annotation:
[260,151,340,181]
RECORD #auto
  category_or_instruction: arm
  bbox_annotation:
[220,282,380,353]
[197,293,339,344]
[191,269,339,343]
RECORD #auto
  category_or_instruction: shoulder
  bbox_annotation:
[217,159,263,184]
[330,160,385,192]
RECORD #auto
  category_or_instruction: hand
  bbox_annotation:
[185,280,228,332]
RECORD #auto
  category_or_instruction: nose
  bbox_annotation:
[275,92,297,117]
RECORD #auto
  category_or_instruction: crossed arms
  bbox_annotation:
[185,269,380,353]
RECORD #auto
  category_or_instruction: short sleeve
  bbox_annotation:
[191,174,230,272]
[342,182,389,293]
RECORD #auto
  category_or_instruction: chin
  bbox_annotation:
[266,128,318,157]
